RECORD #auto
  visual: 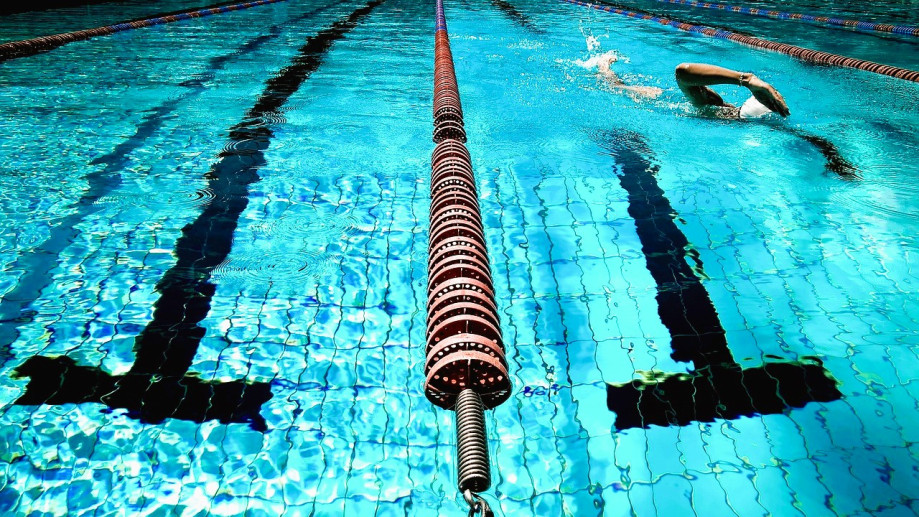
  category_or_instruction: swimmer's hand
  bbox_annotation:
[745,75,790,117]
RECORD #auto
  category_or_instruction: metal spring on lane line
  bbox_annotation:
[455,389,491,493]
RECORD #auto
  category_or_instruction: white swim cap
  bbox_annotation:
[739,96,772,119]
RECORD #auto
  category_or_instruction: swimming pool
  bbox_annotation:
[1,0,918,514]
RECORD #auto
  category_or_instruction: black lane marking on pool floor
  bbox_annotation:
[599,130,841,429]
[0,0,346,364]
[121,0,258,24]
[13,0,387,431]
[589,0,755,36]
[489,0,545,34]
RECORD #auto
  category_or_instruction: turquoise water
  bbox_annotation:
[1,0,918,515]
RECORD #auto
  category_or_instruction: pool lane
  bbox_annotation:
[0,0,348,367]
[447,2,919,513]
[598,129,841,429]
[11,0,387,431]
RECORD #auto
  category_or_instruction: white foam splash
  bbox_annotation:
[586,35,601,51]
[574,50,618,69]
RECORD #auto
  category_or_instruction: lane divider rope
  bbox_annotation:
[0,0,289,63]
[649,0,919,38]
[428,0,510,513]
[562,0,919,83]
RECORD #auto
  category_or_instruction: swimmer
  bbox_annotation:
[581,54,856,176]
[674,62,790,118]
[674,62,858,177]
[597,54,663,99]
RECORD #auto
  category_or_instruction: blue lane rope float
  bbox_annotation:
[428,0,509,514]
[0,0,290,62]
[561,0,919,83]
[649,0,919,37]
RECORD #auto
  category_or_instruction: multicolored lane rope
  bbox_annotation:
[651,0,919,37]
[0,0,289,63]
[562,0,919,83]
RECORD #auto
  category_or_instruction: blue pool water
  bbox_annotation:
[1,0,918,515]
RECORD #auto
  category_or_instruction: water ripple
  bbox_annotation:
[93,186,217,209]
[831,164,919,221]
[212,249,330,284]
[249,211,369,240]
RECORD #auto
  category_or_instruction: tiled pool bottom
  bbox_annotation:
[4,161,916,516]
[0,170,438,516]
[2,166,919,517]
[476,156,919,515]
[460,39,919,507]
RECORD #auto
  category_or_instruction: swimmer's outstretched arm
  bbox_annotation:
[675,63,790,116]
[674,63,748,87]
[598,55,663,99]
